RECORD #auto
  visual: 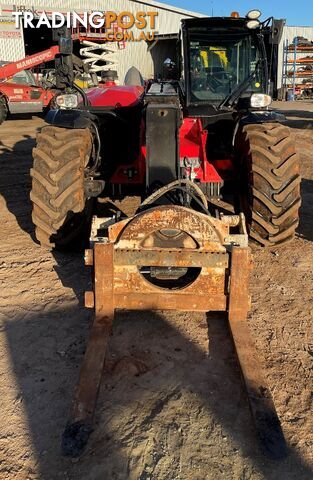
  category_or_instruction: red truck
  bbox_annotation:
[0,47,59,124]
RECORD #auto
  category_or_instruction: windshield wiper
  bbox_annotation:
[218,60,260,110]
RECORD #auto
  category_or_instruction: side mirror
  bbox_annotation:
[58,37,73,55]
[52,27,73,55]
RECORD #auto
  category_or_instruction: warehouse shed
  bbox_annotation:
[0,0,202,82]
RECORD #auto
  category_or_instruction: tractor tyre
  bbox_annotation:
[236,122,301,248]
[0,97,8,124]
[30,126,93,250]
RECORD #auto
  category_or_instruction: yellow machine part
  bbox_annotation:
[74,75,89,89]
[200,47,228,69]
[74,73,98,89]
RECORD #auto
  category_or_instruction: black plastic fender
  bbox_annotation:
[240,110,286,126]
[45,108,98,129]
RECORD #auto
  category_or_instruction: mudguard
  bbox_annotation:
[240,110,286,125]
[45,108,98,129]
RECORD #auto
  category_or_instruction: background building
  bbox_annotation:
[0,0,201,83]
[0,1,312,94]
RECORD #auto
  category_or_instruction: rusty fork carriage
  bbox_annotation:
[61,206,287,459]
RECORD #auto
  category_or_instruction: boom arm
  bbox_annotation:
[0,46,60,81]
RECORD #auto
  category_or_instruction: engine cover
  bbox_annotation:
[145,82,181,189]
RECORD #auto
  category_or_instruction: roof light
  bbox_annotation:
[231,11,240,18]
[246,19,260,29]
[246,9,261,19]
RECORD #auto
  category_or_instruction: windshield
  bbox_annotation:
[187,30,263,104]
[12,70,37,86]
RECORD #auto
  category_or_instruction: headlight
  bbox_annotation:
[250,93,272,108]
[56,94,78,109]
[246,19,260,29]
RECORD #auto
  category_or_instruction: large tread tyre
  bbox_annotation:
[0,97,8,125]
[236,122,301,248]
[30,126,93,250]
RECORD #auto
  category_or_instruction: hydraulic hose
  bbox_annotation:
[73,82,89,106]
[139,179,209,212]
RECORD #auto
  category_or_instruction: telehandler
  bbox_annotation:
[30,12,300,458]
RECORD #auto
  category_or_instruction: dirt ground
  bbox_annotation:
[0,102,312,480]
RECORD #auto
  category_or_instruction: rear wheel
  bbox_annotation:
[30,126,93,250]
[236,122,301,247]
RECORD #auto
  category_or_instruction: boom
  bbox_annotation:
[0,46,60,81]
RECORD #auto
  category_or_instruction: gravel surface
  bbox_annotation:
[0,104,312,480]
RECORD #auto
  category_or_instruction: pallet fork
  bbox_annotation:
[61,206,287,459]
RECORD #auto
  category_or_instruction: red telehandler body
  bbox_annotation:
[0,47,59,123]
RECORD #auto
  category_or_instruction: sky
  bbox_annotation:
[157,0,313,26]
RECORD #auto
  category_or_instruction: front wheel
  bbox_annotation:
[30,126,93,250]
[236,122,301,247]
